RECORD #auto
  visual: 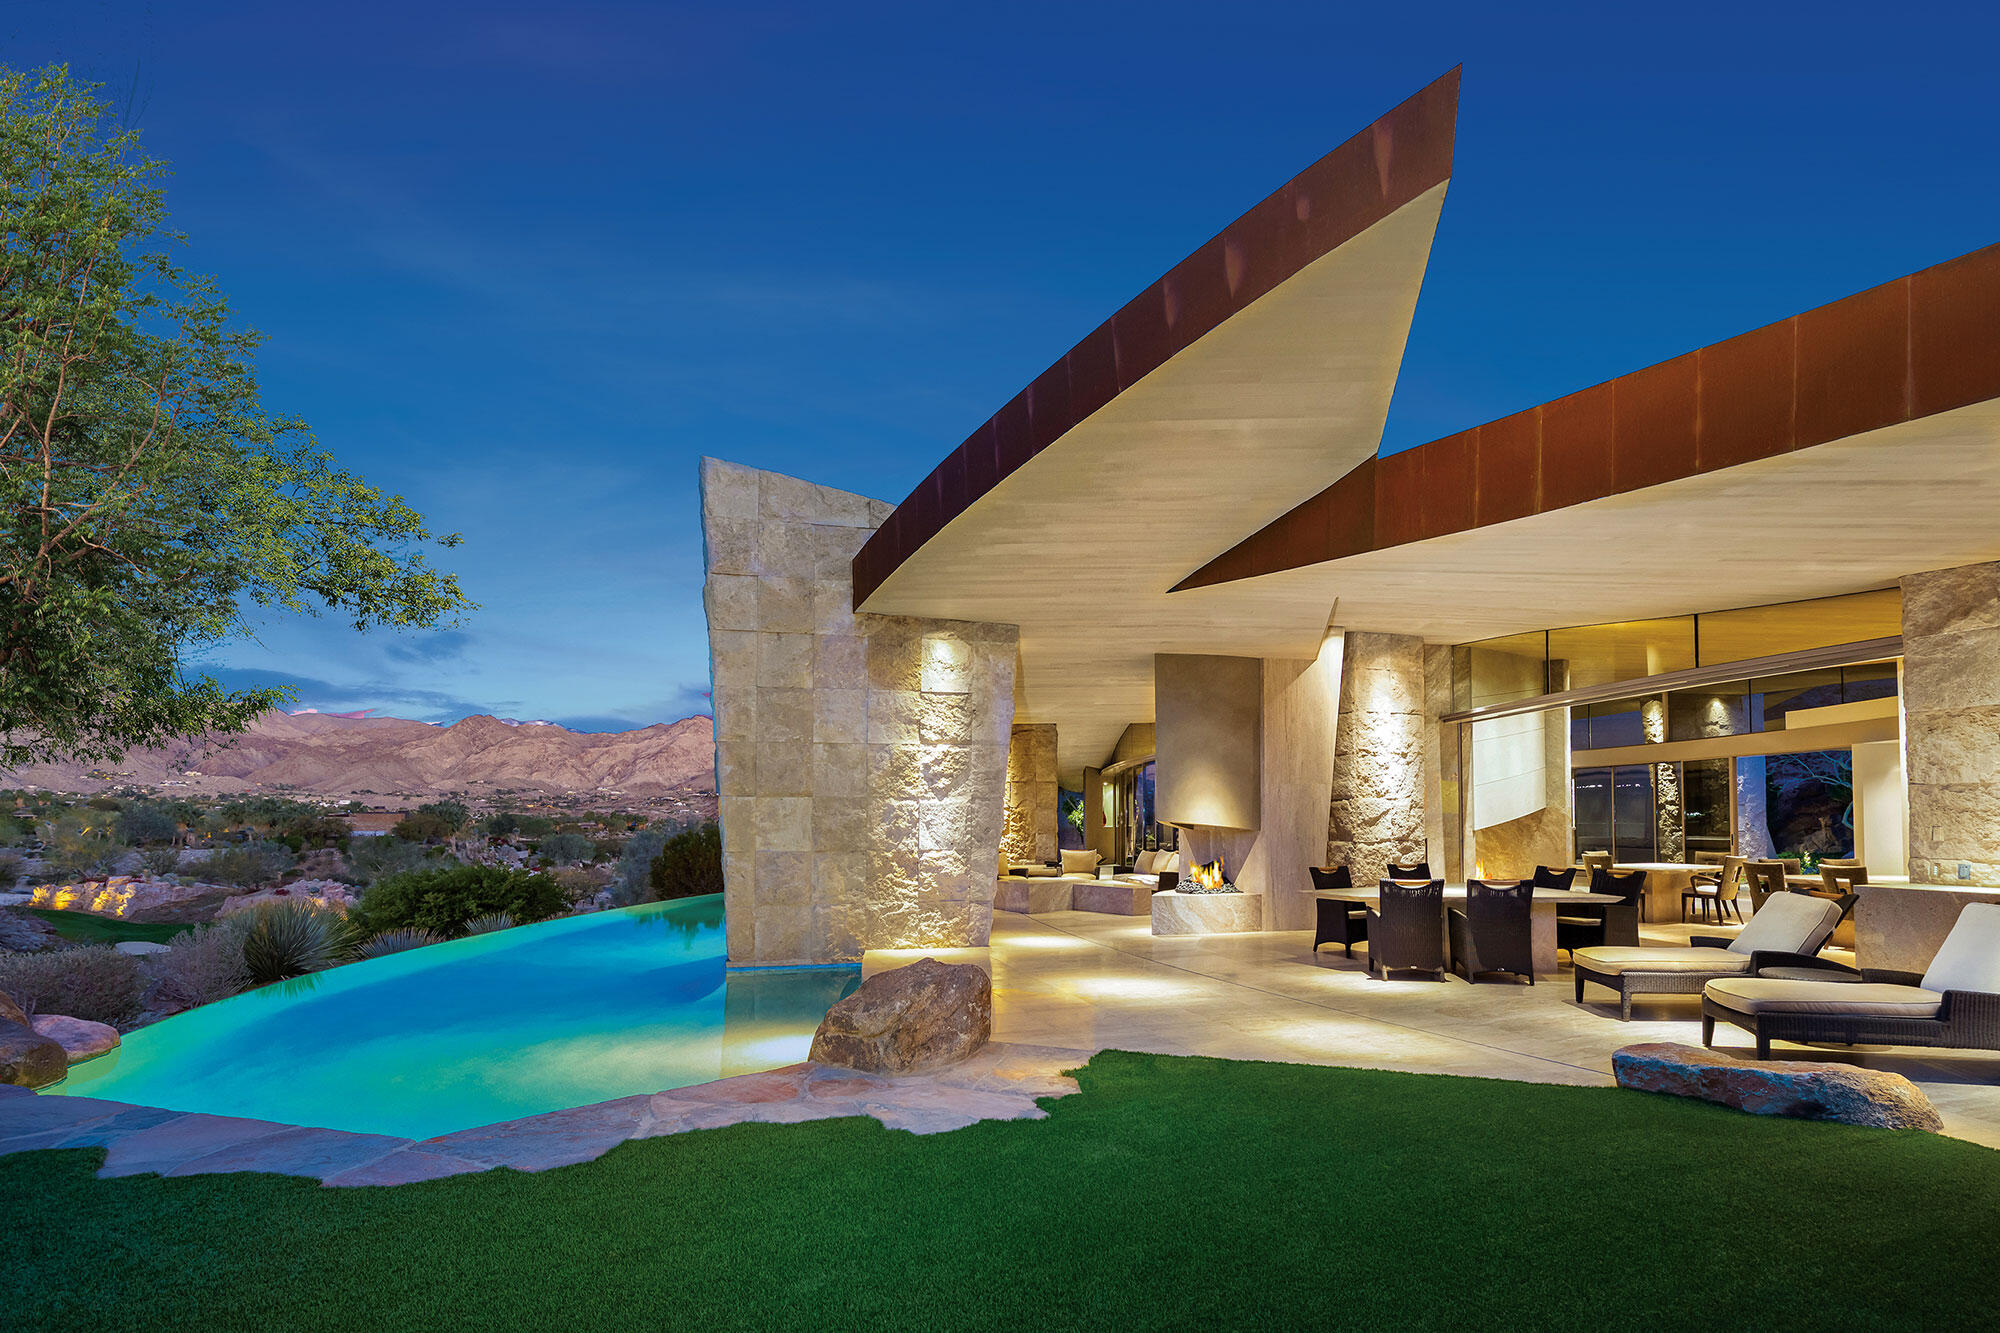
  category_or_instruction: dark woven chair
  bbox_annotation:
[1385,860,1431,880]
[1704,903,2000,1059]
[1448,878,1534,984]
[1531,864,1577,891]
[1556,867,1645,959]
[1309,865,1366,957]
[1366,879,1446,981]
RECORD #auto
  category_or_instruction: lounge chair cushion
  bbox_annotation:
[1703,978,1943,1018]
[1133,850,1159,874]
[1060,849,1101,876]
[1921,903,2000,994]
[1571,946,1750,975]
[1156,852,1181,875]
[1727,892,1842,955]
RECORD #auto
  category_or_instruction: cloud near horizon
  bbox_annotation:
[193,665,710,733]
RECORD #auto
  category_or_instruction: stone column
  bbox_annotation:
[1903,563,2000,885]
[1003,724,1058,865]
[1327,631,1428,885]
[702,458,1019,963]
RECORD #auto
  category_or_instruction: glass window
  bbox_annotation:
[1573,768,1613,859]
[1695,588,1900,668]
[1548,618,1695,693]
[1667,685,1750,742]
[1752,669,1843,731]
[1452,632,1548,711]
[1578,697,1651,750]
[1611,766,1658,863]
[1764,749,1855,859]
[1683,758,1733,858]
[1841,661,1899,705]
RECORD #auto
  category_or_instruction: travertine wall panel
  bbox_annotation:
[703,458,1019,963]
[1328,631,1429,885]
[1903,563,2000,885]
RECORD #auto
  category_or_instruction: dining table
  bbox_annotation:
[1311,884,1624,976]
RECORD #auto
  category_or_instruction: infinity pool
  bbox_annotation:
[50,896,858,1140]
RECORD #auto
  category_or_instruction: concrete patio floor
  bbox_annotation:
[935,909,2000,1149]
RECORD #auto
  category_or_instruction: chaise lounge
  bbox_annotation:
[1571,892,1844,1020]
[1702,902,2000,1059]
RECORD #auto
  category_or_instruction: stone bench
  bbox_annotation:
[1070,879,1153,915]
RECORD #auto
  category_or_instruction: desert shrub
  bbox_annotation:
[0,946,144,1023]
[205,840,297,889]
[149,925,250,1008]
[350,864,569,939]
[240,903,355,984]
[115,803,181,846]
[42,813,125,880]
[345,835,431,884]
[0,850,23,886]
[535,832,592,865]
[648,823,723,901]
[352,927,439,959]
[464,912,514,935]
[550,866,601,904]
[609,823,673,906]
[85,795,122,812]
[139,846,182,878]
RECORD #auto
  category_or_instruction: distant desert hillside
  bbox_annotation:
[0,711,717,801]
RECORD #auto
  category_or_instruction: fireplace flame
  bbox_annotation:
[1191,857,1226,889]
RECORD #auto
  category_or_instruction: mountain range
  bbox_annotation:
[0,711,718,802]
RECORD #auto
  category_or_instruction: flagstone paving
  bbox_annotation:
[0,1042,1085,1186]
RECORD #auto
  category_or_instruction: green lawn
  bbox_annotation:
[19,907,184,946]
[3,1050,1995,1332]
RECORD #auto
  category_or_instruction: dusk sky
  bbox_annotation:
[9,2,1995,731]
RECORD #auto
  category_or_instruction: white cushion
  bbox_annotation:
[1060,848,1101,875]
[1572,946,1751,976]
[1117,873,1159,887]
[1021,865,1060,878]
[1728,892,1841,955]
[1704,978,1943,1018]
[1156,852,1181,875]
[1133,850,1158,874]
[1922,902,2000,994]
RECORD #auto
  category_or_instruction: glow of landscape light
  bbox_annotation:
[1070,974,1198,1001]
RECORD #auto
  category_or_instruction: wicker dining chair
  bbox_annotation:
[1448,878,1535,984]
[1683,855,1747,923]
[1557,867,1645,958]
[1309,865,1367,958]
[1744,860,1788,912]
[1532,864,1577,891]
[1385,860,1431,880]
[1366,879,1446,981]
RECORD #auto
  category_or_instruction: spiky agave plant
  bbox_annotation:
[240,902,356,984]
[352,927,440,960]
[463,912,515,935]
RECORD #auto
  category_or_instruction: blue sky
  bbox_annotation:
[9,2,1996,730]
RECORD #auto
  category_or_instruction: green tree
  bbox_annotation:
[647,823,722,901]
[114,801,178,845]
[535,832,592,865]
[349,864,569,939]
[0,67,471,767]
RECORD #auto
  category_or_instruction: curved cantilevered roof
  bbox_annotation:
[855,71,1463,782]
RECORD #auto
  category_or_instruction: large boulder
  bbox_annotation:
[0,987,27,1028]
[809,958,991,1074]
[1613,1042,1943,1132]
[0,1020,68,1089]
[31,1014,121,1063]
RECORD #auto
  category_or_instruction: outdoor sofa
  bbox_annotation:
[1703,902,2000,1059]
[1571,891,1845,1020]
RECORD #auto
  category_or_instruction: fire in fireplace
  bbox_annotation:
[1184,857,1238,894]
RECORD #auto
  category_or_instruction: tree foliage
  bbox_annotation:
[349,863,569,939]
[647,822,722,901]
[0,66,470,766]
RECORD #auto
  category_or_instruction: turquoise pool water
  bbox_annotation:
[50,896,858,1140]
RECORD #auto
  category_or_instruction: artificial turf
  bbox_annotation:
[20,907,184,945]
[4,1050,1996,1332]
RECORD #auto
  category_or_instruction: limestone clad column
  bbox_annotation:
[701,458,1019,964]
[1903,562,2000,885]
[1003,724,1058,865]
[1327,631,1428,886]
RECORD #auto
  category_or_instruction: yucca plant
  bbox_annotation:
[352,927,440,960]
[240,902,355,984]
[463,912,515,935]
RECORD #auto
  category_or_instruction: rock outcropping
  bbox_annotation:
[1613,1042,1943,1132]
[809,958,992,1074]
[30,1014,120,1063]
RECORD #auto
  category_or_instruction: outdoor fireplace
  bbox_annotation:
[1182,856,1239,894]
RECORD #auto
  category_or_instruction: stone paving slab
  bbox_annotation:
[0,1042,1089,1188]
